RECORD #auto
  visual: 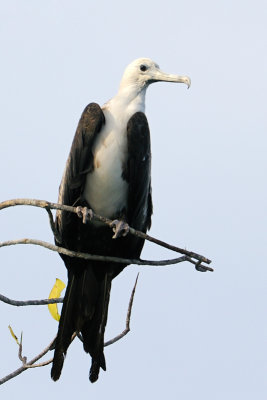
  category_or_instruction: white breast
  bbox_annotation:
[83,109,128,219]
[83,87,146,219]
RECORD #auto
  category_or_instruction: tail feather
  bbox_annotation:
[51,265,111,383]
[51,273,77,381]
[82,273,112,382]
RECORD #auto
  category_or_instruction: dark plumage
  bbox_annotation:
[51,57,190,382]
[51,104,152,383]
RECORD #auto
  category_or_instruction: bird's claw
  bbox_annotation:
[76,206,94,224]
[110,220,129,239]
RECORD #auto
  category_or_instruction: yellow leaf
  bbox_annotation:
[48,278,65,321]
[8,325,19,345]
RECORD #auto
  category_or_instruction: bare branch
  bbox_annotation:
[0,198,212,267]
[0,293,63,306]
[0,237,213,271]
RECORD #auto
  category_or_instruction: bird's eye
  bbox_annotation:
[140,64,147,72]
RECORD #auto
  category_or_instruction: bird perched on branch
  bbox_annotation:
[51,58,190,382]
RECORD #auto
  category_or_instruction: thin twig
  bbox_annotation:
[24,359,52,369]
[18,333,27,364]
[45,207,61,243]
[105,273,139,346]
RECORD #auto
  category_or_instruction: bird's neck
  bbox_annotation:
[105,84,147,123]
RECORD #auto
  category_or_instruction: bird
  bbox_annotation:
[51,58,191,383]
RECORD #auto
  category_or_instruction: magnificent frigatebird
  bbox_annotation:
[51,58,191,383]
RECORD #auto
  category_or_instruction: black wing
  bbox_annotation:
[125,111,153,232]
[56,102,105,247]
[52,103,106,382]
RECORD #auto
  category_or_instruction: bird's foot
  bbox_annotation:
[110,219,129,239]
[76,206,94,224]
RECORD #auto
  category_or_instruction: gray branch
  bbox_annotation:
[0,237,204,268]
[0,294,63,306]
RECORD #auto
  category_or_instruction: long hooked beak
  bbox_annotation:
[152,69,191,88]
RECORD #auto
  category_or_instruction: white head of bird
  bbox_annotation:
[108,58,191,115]
[120,57,190,93]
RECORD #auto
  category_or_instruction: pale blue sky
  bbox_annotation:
[0,1,266,399]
